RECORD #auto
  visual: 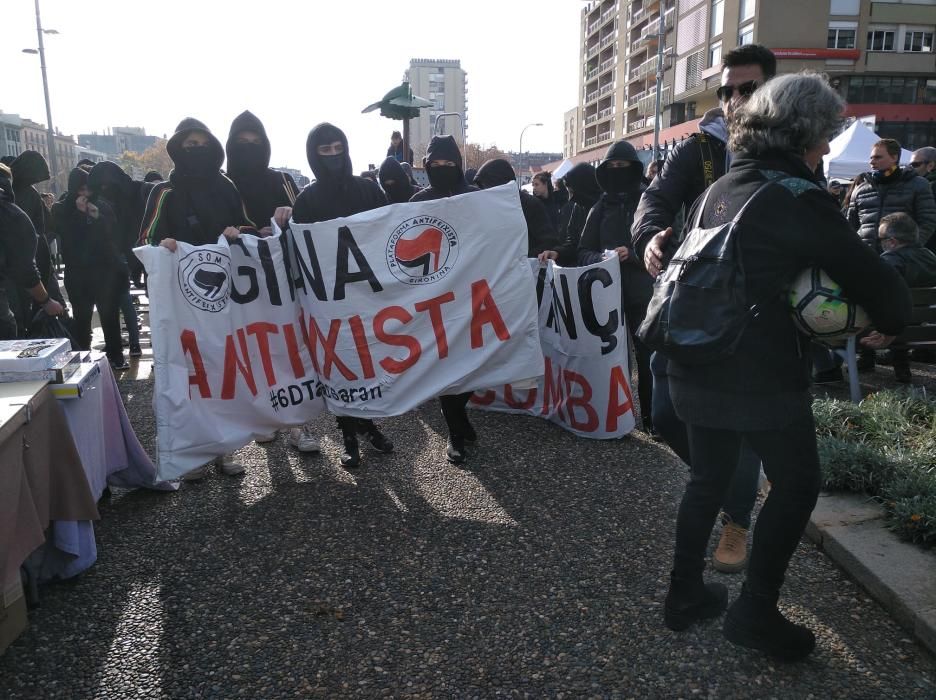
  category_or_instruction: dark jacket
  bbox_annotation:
[537,191,563,232]
[10,150,59,302]
[667,151,912,429]
[292,123,386,224]
[377,157,415,204]
[59,168,123,271]
[225,110,300,227]
[387,143,414,165]
[0,166,41,295]
[553,163,600,266]
[578,140,653,310]
[140,118,252,246]
[881,244,936,288]
[846,167,936,249]
[410,136,478,202]
[473,158,558,257]
[88,160,143,255]
[632,109,730,260]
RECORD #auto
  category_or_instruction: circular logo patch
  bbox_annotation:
[386,216,459,285]
[177,250,231,312]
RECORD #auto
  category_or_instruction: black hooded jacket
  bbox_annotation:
[59,167,123,270]
[0,165,41,296]
[378,157,415,204]
[10,150,50,240]
[578,140,653,309]
[410,136,478,202]
[552,163,600,266]
[474,158,558,257]
[225,111,300,227]
[140,118,252,245]
[291,123,386,224]
[88,160,145,255]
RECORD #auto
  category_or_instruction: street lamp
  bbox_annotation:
[22,0,60,194]
[518,123,543,186]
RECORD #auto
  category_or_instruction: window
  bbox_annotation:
[711,0,724,36]
[868,30,895,51]
[828,28,856,48]
[846,76,924,104]
[830,0,859,14]
[709,40,722,67]
[738,23,754,46]
[904,31,933,52]
[740,0,754,21]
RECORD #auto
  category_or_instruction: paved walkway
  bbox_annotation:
[1,291,935,698]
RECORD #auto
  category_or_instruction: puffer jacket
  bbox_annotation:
[846,168,936,249]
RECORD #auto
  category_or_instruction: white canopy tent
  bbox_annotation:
[824,121,915,181]
[550,158,574,180]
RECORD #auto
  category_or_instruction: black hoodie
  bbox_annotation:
[473,158,558,257]
[0,164,41,311]
[225,110,300,227]
[58,166,123,270]
[291,123,386,224]
[377,157,415,204]
[578,140,652,309]
[410,135,477,202]
[88,160,145,255]
[10,150,50,239]
[140,118,252,245]
[553,163,600,266]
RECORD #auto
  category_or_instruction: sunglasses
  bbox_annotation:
[715,80,759,103]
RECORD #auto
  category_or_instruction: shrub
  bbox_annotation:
[817,436,896,493]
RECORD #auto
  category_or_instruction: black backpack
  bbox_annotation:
[637,176,782,365]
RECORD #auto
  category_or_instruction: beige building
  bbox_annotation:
[404,58,468,163]
[564,0,935,167]
[20,118,77,193]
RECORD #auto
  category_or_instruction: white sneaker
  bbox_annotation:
[217,453,246,476]
[181,464,208,481]
[288,426,321,453]
[255,431,278,444]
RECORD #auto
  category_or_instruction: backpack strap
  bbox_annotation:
[698,133,715,189]
[729,175,786,224]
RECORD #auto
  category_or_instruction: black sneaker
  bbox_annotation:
[129,345,142,358]
[340,435,360,468]
[812,367,843,384]
[446,435,467,464]
[109,357,130,371]
[364,426,394,454]
[723,590,816,662]
[664,580,729,632]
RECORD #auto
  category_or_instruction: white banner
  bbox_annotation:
[287,183,544,417]
[470,257,636,439]
[136,233,326,480]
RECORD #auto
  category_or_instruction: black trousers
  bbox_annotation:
[439,392,472,437]
[336,416,378,438]
[65,266,123,361]
[672,403,822,597]
[625,304,653,427]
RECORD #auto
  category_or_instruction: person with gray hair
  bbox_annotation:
[661,72,912,661]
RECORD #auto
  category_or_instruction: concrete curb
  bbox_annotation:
[805,493,936,656]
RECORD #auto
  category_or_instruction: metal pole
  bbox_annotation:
[433,112,465,146]
[34,0,58,194]
[651,3,666,163]
[518,123,543,187]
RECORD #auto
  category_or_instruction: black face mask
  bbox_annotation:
[179,146,217,177]
[429,165,460,191]
[228,142,267,174]
[604,167,640,194]
[318,154,346,176]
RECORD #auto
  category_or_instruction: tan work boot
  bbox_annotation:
[712,519,749,573]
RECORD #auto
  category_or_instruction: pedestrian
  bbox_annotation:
[410,135,479,464]
[632,44,778,574]
[377,157,415,204]
[473,158,558,257]
[140,117,256,479]
[909,146,936,232]
[531,171,562,231]
[272,122,395,468]
[0,162,64,340]
[387,130,414,165]
[538,163,601,266]
[661,72,911,661]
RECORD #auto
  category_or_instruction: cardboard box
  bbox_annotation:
[51,359,101,400]
[0,576,28,656]
[0,339,71,373]
[0,351,82,384]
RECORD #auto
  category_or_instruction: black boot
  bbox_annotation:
[446,435,467,464]
[340,433,360,468]
[664,575,728,631]
[361,422,394,453]
[723,584,816,661]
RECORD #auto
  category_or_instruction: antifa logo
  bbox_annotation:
[386,217,459,285]
[178,250,231,312]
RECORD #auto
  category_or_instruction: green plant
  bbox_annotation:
[817,436,895,493]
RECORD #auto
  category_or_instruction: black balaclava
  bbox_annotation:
[378,157,414,204]
[166,118,225,180]
[563,163,600,207]
[306,123,352,186]
[225,110,272,178]
[424,135,465,194]
[596,140,644,197]
[473,158,516,189]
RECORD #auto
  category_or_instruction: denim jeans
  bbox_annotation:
[119,290,140,349]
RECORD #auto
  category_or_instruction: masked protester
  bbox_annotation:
[272,122,394,469]
[377,157,415,204]
[408,135,479,464]
[577,140,654,435]
[140,117,255,480]
[473,158,558,257]
[0,163,64,339]
[225,110,300,231]
[539,163,601,266]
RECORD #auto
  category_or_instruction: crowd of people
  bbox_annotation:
[1,42,935,663]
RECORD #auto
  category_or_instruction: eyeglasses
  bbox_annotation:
[715,80,760,103]
[910,161,930,168]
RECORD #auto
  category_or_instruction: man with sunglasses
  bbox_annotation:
[631,44,776,577]
[911,147,936,243]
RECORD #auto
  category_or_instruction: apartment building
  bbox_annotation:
[564,0,935,168]
[404,58,468,163]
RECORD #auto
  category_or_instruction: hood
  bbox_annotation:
[464,167,477,184]
[67,167,89,196]
[424,135,464,173]
[305,122,352,182]
[400,162,417,185]
[0,163,13,201]
[378,157,414,203]
[596,140,643,193]
[144,170,164,183]
[563,163,600,204]
[166,117,225,170]
[473,159,516,189]
[11,150,50,187]
[87,160,132,197]
[699,107,728,143]
[225,110,271,175]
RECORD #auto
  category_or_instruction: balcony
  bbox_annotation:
[645,7,675,36]
[636,85,671,116]
[600,5,618,26]
[586,42,601,59]
[599,83,615,97]
[600,30,617,49]
[584,112,599,126]
[598,106,614,120]
[628,116,648,132]
[585,89,600,103]
[631,33,658,53]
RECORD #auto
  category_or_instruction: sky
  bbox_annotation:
[3,0,583,176]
